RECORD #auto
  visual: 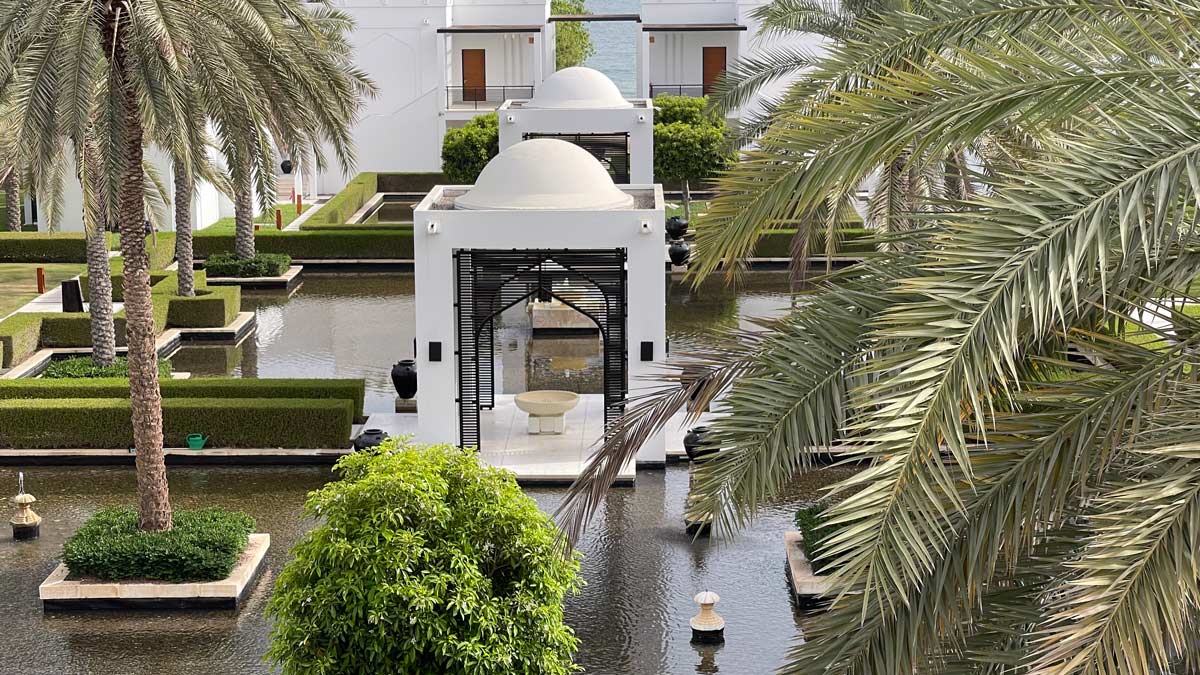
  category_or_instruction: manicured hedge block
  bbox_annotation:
[752,228,876,259]
[39,314,103,348]
[0,396,355,449]
[0,314,41,368]
[300,221,412,231]
[375,172,445,193]
[0,233,88,262]
[204,252,292,278]
[308,172,378,225]
[194,229,414,260]
[63,507,254,582]
[80,271,172,302]
[0,377,367,419]
[165,286,240,328]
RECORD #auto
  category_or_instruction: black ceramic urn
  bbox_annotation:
[666,216,689,240]
[668,241,691,266]
[683,426,715,462]
[280,159,293,175]
[354,428,388,451]
[392,359,418,399]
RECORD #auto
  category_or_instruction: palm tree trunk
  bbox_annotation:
[84,140,117,366]
[682,180,692,221]
[115,45,172,532]
[233,158,255,260]
[5,170,21,231]
[173,160,194,297]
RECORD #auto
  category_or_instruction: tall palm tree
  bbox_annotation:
[3,166,19,231]
[563,1,1200,673]
[0,0,369,532]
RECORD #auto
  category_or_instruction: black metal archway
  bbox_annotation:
[522,132,631,183]
[454,248,628,450]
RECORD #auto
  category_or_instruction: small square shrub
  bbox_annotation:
[204,252,292,278]
[42,355,173,379]
[794,501,840,576]
[62,507,255,582]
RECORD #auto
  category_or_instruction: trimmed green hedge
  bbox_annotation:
[752,228,876,259]
[300,220,412,231]
[307,172,378,225]
[194,228,414,260]
[794,502,839,576]
[0,377,367,419]
[0,396,355,449]
[63,507,254,582]
[375,172,445,193]
[0,231,174,266]
[0,314,40,368]
[165,286,241,328]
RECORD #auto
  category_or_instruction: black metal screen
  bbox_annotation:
[523,132,631,183]
[455,248,628,450]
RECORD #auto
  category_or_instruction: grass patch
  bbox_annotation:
[0,262,86,317]
[42,355,172,379]
[63,507,254,582]
[198,203,301,234]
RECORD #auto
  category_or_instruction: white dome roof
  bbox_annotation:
[526,67,632,110]
[455,139,634,211]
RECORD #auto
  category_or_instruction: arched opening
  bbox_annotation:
[455,248,628,450]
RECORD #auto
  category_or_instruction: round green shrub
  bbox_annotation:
[267,440,583,675]
[441,114,499,184]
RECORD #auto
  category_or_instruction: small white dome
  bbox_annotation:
[526,67,633,110]
[455,139,634,211]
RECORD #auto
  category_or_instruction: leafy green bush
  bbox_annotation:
[42,356,172,379]
[794,502,839,576]
[204,251,292,278]
[0,377,367,419]
[552,0,594,68]
[63,507,254,582]
[267,441,582,675]
[654,94,716,126]
[441,113,499,184]
[193,228,414,260]
[0,396,354,449]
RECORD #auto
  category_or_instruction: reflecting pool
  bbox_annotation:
[170,272,800,413]
[1,464,854,674]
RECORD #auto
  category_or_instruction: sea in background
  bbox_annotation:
[582,0,640,95]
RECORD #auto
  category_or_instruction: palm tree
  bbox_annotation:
[3,166,19,231]
[0,0,369,532]
[563,1,1200,672]
[173,158,195,297]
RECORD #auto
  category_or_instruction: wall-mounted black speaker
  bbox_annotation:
[640,341,654,361]
[429,341,443,362]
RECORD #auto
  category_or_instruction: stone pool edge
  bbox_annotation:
[39,533,270,611]
[784,530,831,608]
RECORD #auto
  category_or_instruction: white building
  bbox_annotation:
[412,138,667,471]
[497,67,655,184]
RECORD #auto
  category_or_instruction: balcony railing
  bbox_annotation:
[650,84,707,98]
[445,85,535,110]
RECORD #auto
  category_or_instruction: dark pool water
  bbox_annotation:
[171,272,800,413]
[1,464,854,674]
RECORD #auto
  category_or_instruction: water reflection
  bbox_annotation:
[2,464,855,674]
[169,272,800,414]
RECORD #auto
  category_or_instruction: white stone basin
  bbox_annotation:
[515,390,580,417]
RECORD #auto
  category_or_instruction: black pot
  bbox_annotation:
[354,428,388,451]
[665,216,689,240]
[684,426,716,462]
[392,359,418,399]
[280,159,293,175]
[668,241,691,266]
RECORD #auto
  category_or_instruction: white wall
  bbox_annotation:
[497,104,656,183]
[646,31,739,89]
[449,33,539,90]
[413,186,668,463]
[641,0,737,24]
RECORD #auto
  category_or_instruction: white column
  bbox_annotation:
[636,29,651,97]
[414,216,460,446]
[627,232,668,465]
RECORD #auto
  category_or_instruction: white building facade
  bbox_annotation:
[413,139,668,466]
[497,67,655,184]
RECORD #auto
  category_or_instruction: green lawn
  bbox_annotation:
[665,200,709,221]
[0,262,87,317]
[197,203,300,235]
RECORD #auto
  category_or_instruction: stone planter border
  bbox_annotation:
[39,533,270,611]
[784,530,831,607]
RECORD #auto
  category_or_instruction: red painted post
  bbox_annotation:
[36,267,45,294]
[275,208,283,230]
[295,192,303,215]
[254,224,261,232]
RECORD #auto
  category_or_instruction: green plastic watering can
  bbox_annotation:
[185,434,208,450]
